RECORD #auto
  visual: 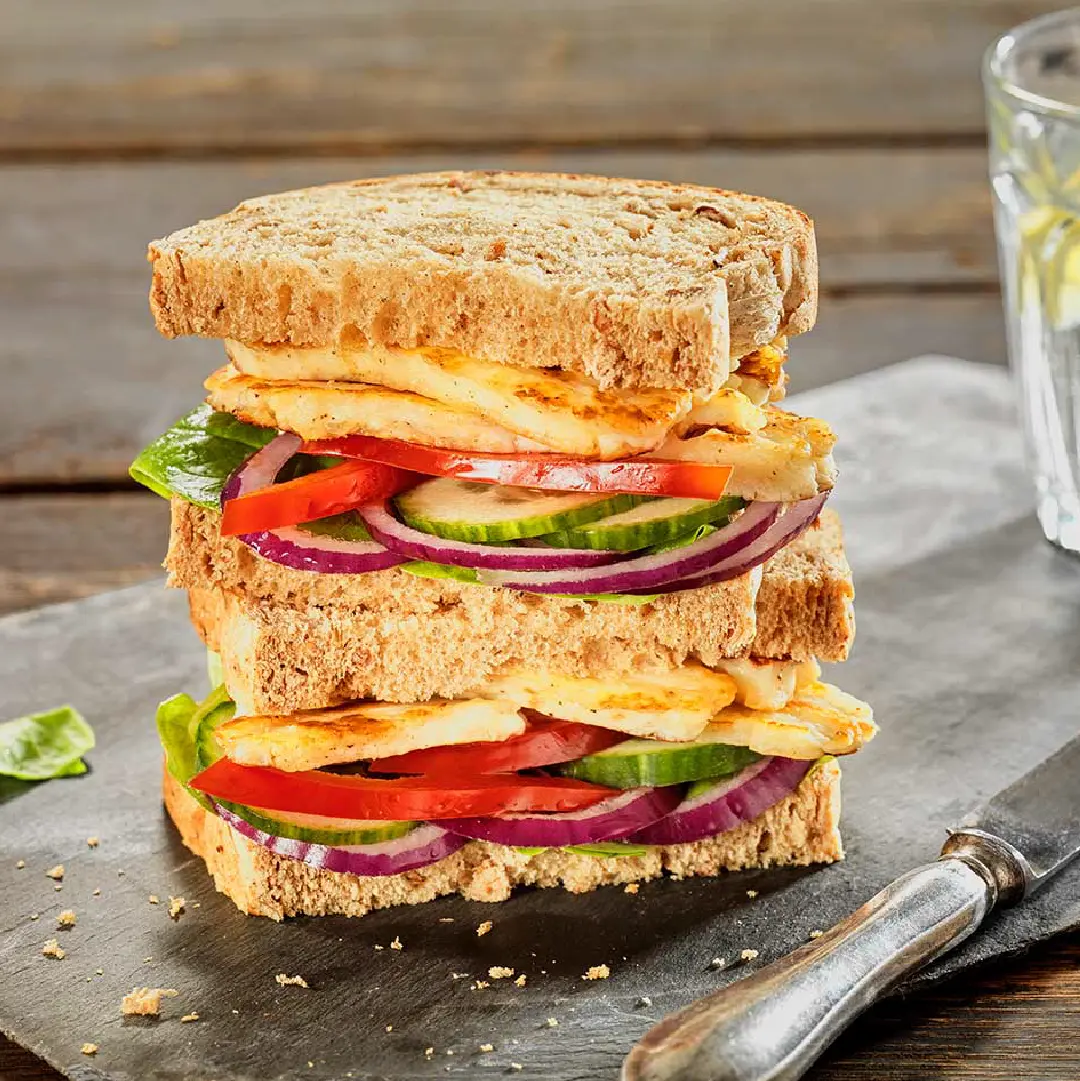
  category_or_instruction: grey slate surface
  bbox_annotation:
[0,357,1077,1081]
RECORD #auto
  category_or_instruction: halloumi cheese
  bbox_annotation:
[206,365,551,453]
[651,408,837,502]
[226,339,692,458]
[703,681,875,759]
[216,698,526,772]
[714,657,821,711]
[479,665,738,742]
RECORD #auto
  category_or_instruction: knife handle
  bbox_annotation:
[622,856,997,1081]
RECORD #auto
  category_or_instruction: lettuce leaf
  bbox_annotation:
[130,405,276,508]
[156,684,234,809]
[0,706,95,781]
[514,842,653,859]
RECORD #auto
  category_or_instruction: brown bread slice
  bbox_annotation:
[148,171,817,395]
[167,501,854,712]
[163,761,842,921]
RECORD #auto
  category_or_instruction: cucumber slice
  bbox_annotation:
[193,691,238,772]
[221,803,416,846]
[558,734,761,788]
[395,478,642,543]
[541,496,745,550]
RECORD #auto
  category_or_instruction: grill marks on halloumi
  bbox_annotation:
[215,698,526,772]
[226,339,693,459]
[206,365,550,453]
[477,665,739,742]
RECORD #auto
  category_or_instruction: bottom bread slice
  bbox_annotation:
[163,760,843,920]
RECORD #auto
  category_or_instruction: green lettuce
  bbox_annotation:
[130,404,276,507]
[156,685,234,809]
[0,706,95,781]
[514,842,652,859]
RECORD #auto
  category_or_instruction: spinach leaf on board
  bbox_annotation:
[0,706,95,781]
[130,404,276,508]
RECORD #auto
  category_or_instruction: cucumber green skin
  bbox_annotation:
[398,491,643,543]
[194,694,415,847]
[557,740,761,788]
[541,496,745,551]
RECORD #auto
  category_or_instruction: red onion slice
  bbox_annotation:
[434,786,681,847]
[630,758,812,845]
[622,493,829,595]
[221,433,409,575]
[473,501,781,594]
[359,502,624,570]
[215,804,466,875]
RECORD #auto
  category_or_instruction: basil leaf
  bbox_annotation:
[130,404,276,508]
[0,706,95,781]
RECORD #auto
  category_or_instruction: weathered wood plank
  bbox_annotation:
[0,495,168,615]
[0,1,1058,152]
[0,149,1006,482]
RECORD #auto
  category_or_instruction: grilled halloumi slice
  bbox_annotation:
[677,388,767,435]
[226,339,693,458]
[479,665,738,742]
[714,657,821,711]
[216,698,526,772]
[704,681,875,759]
[651,407,837,502]
[206,365,551,453]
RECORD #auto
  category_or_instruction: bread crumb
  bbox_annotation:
[143,956,152,963]
[389,936,403,950]
[385,1024,393,1032]
[708,957,726,970]
[373,944,384,951]
[121,988,177,1016]
[148,895,159,905]
[45,865,63,881]
[636,996,652,1008]
[582,964,610,981]
[438,917,454,923]
[451,972,469,980]
[53,884,63,892]
[545,1018,558,1028]
[746,890,758,899]
[809,929,824,940]
[87,837,100,848]
[488,966,514,980]
[42,939,65,960]
[479,1043,494,1053]
[514,974,527,988]
[623,883,639,894]
[477,920,493,937]
[740,949,760,962]
[424,1047,434,1058]
[510,1064,523,1071]
[168,896,185,920]
[472,980,490,991]
[29,913,39,921]
[80,1043,98,1056]
[57,910,77,929]
[95,968,104,976]
[15,860,25,870]
[92,889,101,897]
[275,973,309,988]
[181,1013,199,1023]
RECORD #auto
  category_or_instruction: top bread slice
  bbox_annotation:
[148,171,817,395]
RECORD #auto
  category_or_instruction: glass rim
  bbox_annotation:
[985,6,1080,120]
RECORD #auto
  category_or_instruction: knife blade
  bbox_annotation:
[622,733,1080,1081]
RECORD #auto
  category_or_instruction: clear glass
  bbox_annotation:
[985,8,1080,553]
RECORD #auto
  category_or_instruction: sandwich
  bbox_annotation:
[131,171,874,920]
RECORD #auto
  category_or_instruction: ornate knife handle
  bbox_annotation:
[623,834,1030,1081]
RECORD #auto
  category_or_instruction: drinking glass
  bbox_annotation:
[985,8,1080,553]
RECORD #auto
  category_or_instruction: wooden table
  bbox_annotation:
[1,2,1077,1077]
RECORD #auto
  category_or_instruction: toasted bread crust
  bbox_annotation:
[148,171,817,394]
[163,761,842,920]
[167,503,854,711]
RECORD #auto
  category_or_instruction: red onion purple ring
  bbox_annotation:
[435,786,681,847]
[630,758,812,845]
[215,804,466,875]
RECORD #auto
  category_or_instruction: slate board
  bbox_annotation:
[1,357,1078,1081]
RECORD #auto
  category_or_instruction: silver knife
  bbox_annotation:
[622,733,1080,1081]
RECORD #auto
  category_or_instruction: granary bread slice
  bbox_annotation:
[148,171,817,395]
[163,760,842,921]
[167,501,855,712]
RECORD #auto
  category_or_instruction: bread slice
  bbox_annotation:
[167,501,854,712]
[148,171,817,395]
[164,760,842,921]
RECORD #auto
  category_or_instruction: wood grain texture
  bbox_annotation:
[0,0,1061,152]
[0,150,1004,484]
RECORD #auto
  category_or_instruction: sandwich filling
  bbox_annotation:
[133,333,863,877]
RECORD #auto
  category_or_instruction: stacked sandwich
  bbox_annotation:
[133,171,874,920]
